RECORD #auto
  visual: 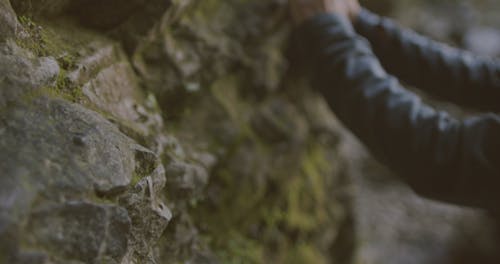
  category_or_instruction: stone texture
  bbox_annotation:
[27,202,131,263]
[11,0,171,53]
[77,44,164,142]
[2,0,345,263]
[0,0,19,40]
[119,169,171,262]
[0,97,136,197]
[1,0,500,263]
[10,0,72,17]
[0,96,170,263]
[0,41,59,109]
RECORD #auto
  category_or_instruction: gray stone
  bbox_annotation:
[119,170,171,262]
[0,96,172,263]
[11,0,172,53]
[68,0,171,31]
[27,202,131,263]
[0,97,138,260]
[53,32,166,150]
[0,0,19,41]
[0,97,139,210]
[251,98,308,143]
[0,41,60,110]
[81,61,163,139]
[2,0,499,263]
[10,0,72,17]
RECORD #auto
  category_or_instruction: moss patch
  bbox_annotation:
[15,16,91,102]
[191,73,344,263]
[50,69,83,102]
[17,16,78,62]
[193,141,341,263]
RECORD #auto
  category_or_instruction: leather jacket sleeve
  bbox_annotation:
[290,13,500,210]
[354,9,500,112]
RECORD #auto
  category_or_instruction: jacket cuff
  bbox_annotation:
[297,12,357,41]
[288,13,357,76]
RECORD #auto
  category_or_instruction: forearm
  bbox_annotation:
[354,9,500,112]
[293,14,500,210]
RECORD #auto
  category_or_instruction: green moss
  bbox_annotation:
[89,193,117,204]
[16,15,81,63]
[45,69,82,102]
[130,171,144,186]
[285,243,328,264]
[57,54,78,70]
[14,16,84,102]
[209,74,269,152]
[0,251,6,263]
[16,15,47,56]
[18,71,83,104]
[185,66,338,262]
[285,144,331,232]
[216,231,264,264]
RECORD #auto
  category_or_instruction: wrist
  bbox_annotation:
[348,3,361,22]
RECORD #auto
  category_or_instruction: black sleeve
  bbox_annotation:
[354,9,500,112]
[290,13,500,210]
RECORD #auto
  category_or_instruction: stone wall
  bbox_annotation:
[0,0,353,263]
[0,0,499,263]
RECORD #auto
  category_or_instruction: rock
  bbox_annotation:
[119,170,171,262]
[251,98,308,143]
[0,41,59,110]
[10,0,170,29]
[0,97,133,217]
[11,0,172,53]
[2,0,499,263]
[0,0,19,40]
[10,0,72,17]
[81,59,164,141]
[132,0,287,114]
[0,97,170,263]
[23,22,167,149]
[164,158,209,200]
[69,0,171,31]
[104,0,173,53]
[27,202,131,263]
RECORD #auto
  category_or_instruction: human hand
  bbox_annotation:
[290,0,360,24]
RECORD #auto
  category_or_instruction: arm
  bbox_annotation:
[354,9,500,112]
[291,14,500,210]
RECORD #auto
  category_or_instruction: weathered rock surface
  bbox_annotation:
[0,0,18,40]
[1,0,500,263]
[0,0,354,262]
[0,41,59,109]
[0,97,171,263]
